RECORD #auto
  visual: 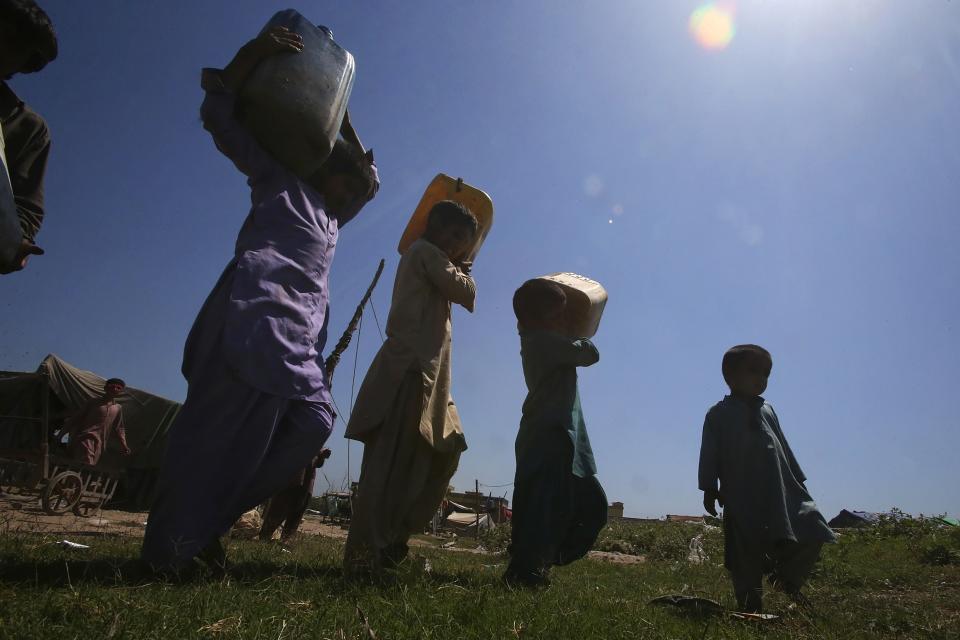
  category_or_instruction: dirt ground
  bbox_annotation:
[0,496,645,564]
[0,496,349,540]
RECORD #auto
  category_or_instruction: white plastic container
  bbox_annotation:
[536,272,608,338]
[239,10,355,178]
[0,128,23,270]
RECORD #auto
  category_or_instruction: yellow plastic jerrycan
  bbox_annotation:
[398,174,494,263]
[536,272,608,338]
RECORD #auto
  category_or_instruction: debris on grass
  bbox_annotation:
[198,615,242,634]
[687,534,708,564]
[649,594,724,616]
[356,604,377,640]
[730,612,780,622]
[55,540,90,550]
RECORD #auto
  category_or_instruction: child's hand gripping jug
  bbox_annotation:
[240,9,355,179]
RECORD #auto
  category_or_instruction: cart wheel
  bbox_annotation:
[72,499,100,518]
[42,471,83,515]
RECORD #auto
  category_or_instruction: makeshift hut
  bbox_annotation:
[827,510,887,528]
[0,355,180,509]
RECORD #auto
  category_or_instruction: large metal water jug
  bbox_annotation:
[239,9,355,178]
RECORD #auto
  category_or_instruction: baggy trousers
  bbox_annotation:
[343,371,461,575]
[725,519,823,612]
[141,352,334,571]
[507,431,607,579]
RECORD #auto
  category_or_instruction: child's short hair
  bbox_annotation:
[513,279,566,328]
[426,200,478,236]
[105,378,126,388]
[0,0,58,73]
[721,344,772,383]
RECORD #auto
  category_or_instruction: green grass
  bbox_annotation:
[0,520,958,639]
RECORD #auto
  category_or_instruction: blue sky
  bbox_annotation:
[1,1,958,518]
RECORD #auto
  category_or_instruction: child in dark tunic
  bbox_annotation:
[0,0,57,273]
[504,279,607,587]
[698,344,836,613]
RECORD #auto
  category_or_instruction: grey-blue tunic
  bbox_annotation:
[698,395,836,558]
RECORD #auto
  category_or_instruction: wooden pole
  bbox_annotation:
[40,374,49,480]
[325,259,385,381]
[475,479,480,539]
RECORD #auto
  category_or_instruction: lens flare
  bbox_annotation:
[689,2,736,51]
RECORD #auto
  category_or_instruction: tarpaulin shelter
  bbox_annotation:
[827,510,955,528]
[445,511,492,533]
[0,354,180,509]
[827,510,890,528]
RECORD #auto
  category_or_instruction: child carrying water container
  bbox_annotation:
[141,26,378,573]
[504,279,607,588]
[0,0,57,273]
[698,345,836,612]
[343,201,477,576]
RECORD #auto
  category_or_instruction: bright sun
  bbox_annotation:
[689,2,737,51]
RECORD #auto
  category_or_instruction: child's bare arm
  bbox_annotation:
[199,28,302,180]
[221,27,303,92]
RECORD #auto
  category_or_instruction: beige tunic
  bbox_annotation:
[65,399,126,466]
[345,238,475,453]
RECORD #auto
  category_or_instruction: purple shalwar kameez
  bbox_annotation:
[141,68,375,571]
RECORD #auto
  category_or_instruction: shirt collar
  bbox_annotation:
[725,394,765,409]
[0,82,23,123]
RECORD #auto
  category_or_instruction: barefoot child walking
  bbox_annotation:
[698,344,836,612]
[503,278,608,587]
[343,200,477,576]
[142,26,378,573]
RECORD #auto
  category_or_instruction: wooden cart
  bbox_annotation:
[0,377,120,516]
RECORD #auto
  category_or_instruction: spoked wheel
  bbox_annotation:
[41,471,84,515]
[72,498,102,518]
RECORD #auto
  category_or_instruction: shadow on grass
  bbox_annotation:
[0,553,354,586]
[0,553,480,592]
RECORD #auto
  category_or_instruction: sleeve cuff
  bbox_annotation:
[200,68,229,93]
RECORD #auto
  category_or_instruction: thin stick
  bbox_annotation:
[325,259,385,382]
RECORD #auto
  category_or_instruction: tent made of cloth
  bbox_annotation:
[827,509,905,528]
[445,511,492,532]
[446,500,473,513]
[827,510,879,528]
[0,354,180,509]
